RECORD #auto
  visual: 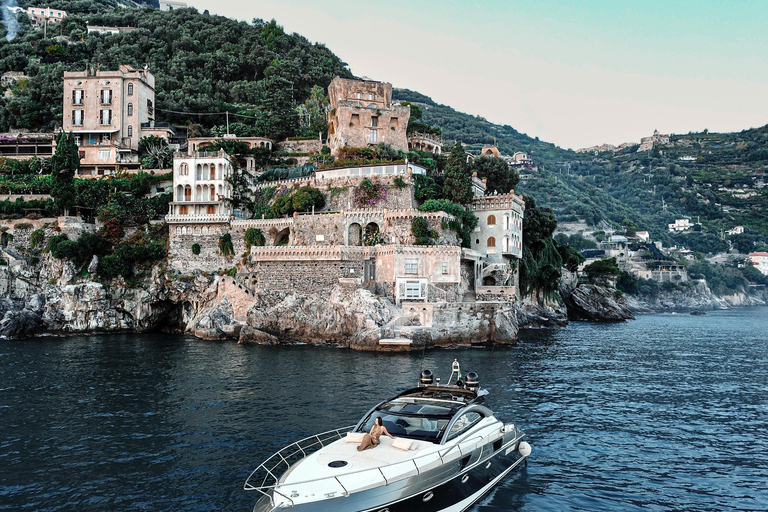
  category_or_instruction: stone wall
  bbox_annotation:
[243,261,365,293]
[168,223,231,272]
[277,139,323,154]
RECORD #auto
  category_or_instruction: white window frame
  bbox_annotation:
[97,148,111,160]
[404,258,418,275]
[369,129,377,143]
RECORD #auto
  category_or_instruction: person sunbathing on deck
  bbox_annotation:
[357,416,396,451]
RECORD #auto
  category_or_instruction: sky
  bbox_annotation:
[190,0,768,150]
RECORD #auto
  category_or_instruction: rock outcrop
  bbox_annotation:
[560,283,635,321]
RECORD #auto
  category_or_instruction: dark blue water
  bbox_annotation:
[2,308,767,511]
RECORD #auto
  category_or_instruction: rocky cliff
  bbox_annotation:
[624,280,768,313]
[0,249,520,350]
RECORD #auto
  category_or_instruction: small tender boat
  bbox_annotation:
[245,360,531,512]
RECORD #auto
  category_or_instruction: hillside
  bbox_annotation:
[394,89,768,251]
[0,1,352,139]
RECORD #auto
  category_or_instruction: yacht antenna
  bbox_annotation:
[446,359,462,386]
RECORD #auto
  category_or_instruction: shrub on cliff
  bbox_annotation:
[353,179,387,208]
[29,229,45,248]
[419,199,477,248]
[270,186,325,216]
[46,232,111,268]
[583,257,620,280]
[244,228,266,251]
[191,243,201,255]
[219,233,235,256]
[98,243,167,279]
[411,217,437,245]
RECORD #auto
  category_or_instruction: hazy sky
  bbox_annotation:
[191,0,768,149]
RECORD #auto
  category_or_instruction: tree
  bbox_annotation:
[519,195,562,299]
[138,136,173,169]
[255,74,298,140]
[50,132,78,216]
[471,155,519,194]
[442,142,473,205]
[583,257,620,280]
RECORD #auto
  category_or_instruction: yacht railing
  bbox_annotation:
[244,426,356,506]
[244,423,525,509]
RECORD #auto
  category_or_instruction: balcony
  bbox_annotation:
[165,213,230,224]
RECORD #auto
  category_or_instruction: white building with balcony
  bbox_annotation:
[167,151,233,224]
[469,192,525,264]
[668,218,692,233]
[747,252,768,276]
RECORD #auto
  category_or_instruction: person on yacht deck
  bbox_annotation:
[357,417,396,451]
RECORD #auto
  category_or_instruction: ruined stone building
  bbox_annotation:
[62,65,171,177]
[327,78,410,156]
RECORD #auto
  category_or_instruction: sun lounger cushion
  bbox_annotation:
[392,438,413,451]
[345,432,365,443]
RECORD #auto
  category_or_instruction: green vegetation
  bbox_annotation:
[419,199,477,248]
[244,227,266,251]
[138,136,173,169]
[191,243,201,255]
[218,233,235,256]
[50,132,78,215]
[270,186,325,216]
[583,257,620,281]
[0,5,352,137]
[442,142,473,205]
[29,228,45,248]
[470,155,519,195]
[411,217,437,245]
[519,195,561,299]
[353,179,387,208]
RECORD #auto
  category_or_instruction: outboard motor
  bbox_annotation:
[420,369,433,386]
[465,372,479,392]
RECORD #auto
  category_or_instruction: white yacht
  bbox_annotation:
[245,360,531,512]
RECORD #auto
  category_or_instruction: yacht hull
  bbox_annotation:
[253,440,526,512]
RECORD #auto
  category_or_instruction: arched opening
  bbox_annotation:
[203,164,210,180]
[503,236,510,253]
[195,164,202,180]
[483,276,496,286]
[363,222,380,245]
[274,227,290,246]
[348,223,362,246]
[176,185,184,201]
[503,214,510,230]
[1,232,7,248]
[184,186,192,201]
[210,187,216,200]
[487,236,496,248]
[487,214,496,226]
[207,205,216,214]
[195,185,202,201]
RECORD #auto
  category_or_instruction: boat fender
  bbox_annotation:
[518,441,532,457]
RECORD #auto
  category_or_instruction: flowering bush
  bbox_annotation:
[353,179,387,208]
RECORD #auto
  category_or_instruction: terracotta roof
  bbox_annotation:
[747,252,768,257]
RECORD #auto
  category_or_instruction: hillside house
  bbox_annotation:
[26,7,67,27]
[62,65,170,176]
[747,252,768,276]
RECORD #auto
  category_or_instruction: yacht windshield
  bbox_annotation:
[356,398,464,443]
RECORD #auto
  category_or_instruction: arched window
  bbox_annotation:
[503,237,510,252]
[503,214,510,230]
[127,125,133,137]
[127,83,134,95]
[487,236,496,248]
[184,186,191,201]
[127,103,133,116]
[487,214,496,226]
[196,164,202,180]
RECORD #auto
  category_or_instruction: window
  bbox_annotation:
[405,258,418,275]
[127,125,133,137]
[356,92,362,99]
[369,129,377,143]
[368,93,373,100]
[100,109,112,125]
[371,116,379,127]
[487,214,496,226]
[72,89,83,105]
[147,99,154,115]
[100,89,112,105]
[98,148,111,160]
[448,412,482,441]
[127,82,134,95]
[127,103,133,116]
[405,282,421,298]
[179,205,188,215]
[503,214,510,230]
[487,236,496,248]
[207,205,216,214]
[442,262,449,275]
[72,110,83,126]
